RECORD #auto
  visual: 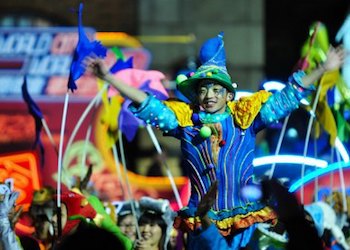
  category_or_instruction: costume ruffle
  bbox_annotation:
[174,203,277,237]
[228,90,271,129]
[163,100,194,127]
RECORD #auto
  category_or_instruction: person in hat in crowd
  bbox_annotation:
[85,32,345,249]
[50,189,134,250]
[28,186,56,250]
[251,179,324,250]
[116,200,139,242]
[134,197,176,250]
[304,200,350,250]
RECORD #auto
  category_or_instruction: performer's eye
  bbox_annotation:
[199,89,207,95]
[213,88,225,95]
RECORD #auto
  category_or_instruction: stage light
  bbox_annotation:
[253,155,328,168]
[335,137,350,162]
[286,128,298,138]
[262,81,285,91]
[289,161,350,192]
[234,91,252,100]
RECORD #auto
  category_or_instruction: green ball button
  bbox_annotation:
[176,74,188,83]
[199,126,212,138]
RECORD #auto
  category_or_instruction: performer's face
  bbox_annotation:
[197,80,233,114]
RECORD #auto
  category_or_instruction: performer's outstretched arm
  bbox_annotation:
[300,46,345,88]
[259,46,345,126]
[85,57,147,105]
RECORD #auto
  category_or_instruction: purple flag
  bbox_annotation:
[119,80,168,141]
[21,76,45,166]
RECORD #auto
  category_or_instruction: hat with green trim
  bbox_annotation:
[176,32,236,102]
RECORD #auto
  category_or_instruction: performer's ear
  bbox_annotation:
[227,92,234,102]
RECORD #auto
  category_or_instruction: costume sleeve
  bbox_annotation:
[260,70,315,125]
[129,95,178,132]
[0,217,22,250]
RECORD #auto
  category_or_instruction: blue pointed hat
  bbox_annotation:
[176,32,235,102]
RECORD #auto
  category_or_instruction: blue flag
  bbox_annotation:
[67,3,107,92]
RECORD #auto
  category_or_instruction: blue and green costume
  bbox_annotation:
[129,67,313,248]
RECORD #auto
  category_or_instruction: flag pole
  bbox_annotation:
[146,125,183,209]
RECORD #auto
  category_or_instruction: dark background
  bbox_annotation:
[265,0,349,81]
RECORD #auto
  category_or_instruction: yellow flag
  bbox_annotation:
[97,78,123,148]
[299,22,339,146]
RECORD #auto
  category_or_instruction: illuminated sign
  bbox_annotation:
[0,151,41,211]
[0,28,151,97]
[0,27,93,96]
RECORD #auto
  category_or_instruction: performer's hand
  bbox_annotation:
[196,181,218,218]
[194,181,217,230]
[322,46,346,72]
[84,56,110,80]
[10,205,22,229]
[0,192,19,219]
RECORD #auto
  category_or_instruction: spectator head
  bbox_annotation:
[116,200,139,242]
[138,197,176,250]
